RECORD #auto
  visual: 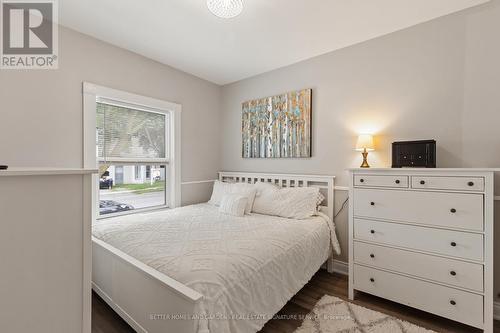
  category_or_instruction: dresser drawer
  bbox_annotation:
[411,176,484,191]
[354,175,408,188]
[354,241,483,292]
[353,188,483,231]
[353,265,483,328]
[354,219,484,261]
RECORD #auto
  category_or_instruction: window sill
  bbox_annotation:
[96,205,170,220]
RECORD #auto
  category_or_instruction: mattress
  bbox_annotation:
[92,203,340,333]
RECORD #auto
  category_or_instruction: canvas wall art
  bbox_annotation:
[242,88,312,158]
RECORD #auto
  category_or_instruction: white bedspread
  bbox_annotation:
[92,204,340,333]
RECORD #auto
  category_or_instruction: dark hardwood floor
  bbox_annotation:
[93,270,500,333]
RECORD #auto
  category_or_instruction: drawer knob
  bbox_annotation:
[450,208,457,213]
[360,179,365,183]
[370,230,375,234]
[420,180,426,185]
[468,181,474,187]
[451,242,457,247]
[395,179,400,184]
[450,300,456,306]
[450,271,457,276]
[370,278,375,283]
[370,254,375,258]
[370,202,375,206]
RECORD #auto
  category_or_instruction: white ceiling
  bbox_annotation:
[60,0,489,85]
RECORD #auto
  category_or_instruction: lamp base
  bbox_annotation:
[360,150,370,168]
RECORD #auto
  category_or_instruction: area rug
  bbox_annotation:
[293,295,437,333]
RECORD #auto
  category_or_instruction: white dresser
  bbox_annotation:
[0,168,96,333]
[348,168,494,332]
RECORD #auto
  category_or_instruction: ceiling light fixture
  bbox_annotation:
[207,0,243,19]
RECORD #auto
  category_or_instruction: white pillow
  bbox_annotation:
[209,181,257,214]
[254,181,279,196]
[219,194,248,217]
[252,182,320,219]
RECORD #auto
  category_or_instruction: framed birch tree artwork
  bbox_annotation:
[242,89,312,158]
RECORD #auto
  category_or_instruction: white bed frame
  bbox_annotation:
[92,172,336,333]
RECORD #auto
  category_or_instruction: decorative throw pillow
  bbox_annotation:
[208,180,257,214]
[219,194,248,217]
[316,191,326,208]
[252,182,320,219]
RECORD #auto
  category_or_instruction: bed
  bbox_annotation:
[92,172,339,333]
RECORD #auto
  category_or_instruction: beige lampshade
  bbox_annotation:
[355,134,375,151]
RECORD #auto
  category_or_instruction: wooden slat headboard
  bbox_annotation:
[218,171,335,220]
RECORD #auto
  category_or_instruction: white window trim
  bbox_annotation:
[83,82,182,219]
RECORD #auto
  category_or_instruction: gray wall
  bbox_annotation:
[0,26,222,204]
[221,1,500,297]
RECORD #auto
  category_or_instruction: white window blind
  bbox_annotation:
[96,102,168,163]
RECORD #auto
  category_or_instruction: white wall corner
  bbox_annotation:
[332,260,348,276]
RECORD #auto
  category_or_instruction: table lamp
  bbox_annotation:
[356,134,374,168]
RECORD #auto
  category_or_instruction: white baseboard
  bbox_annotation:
[332,260,348,276]
[494,301,500,320]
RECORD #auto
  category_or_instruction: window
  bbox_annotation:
[134,165,141,181]
[84,83,181,219]
[96,102,169,216]
[98,164,168,214]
